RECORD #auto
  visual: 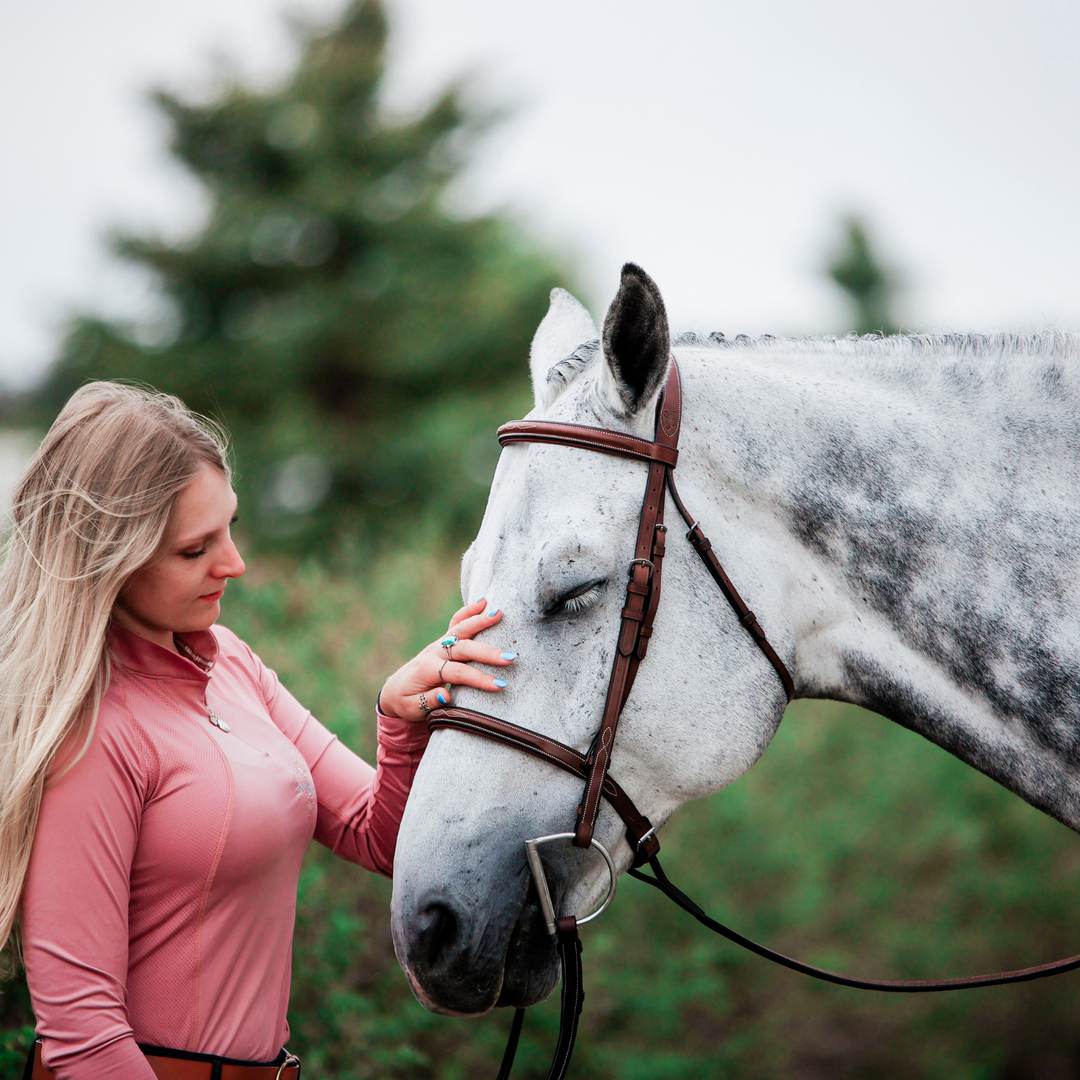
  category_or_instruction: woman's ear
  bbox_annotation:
[601,263,670,416]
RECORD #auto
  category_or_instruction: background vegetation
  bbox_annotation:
[4,2,1080,1077]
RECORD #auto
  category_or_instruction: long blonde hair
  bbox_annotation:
[0,382,230,968]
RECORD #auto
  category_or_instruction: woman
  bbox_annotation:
[0,383,514,1079]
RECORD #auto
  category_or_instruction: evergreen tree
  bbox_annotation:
[30,0,569,552]
[826,216,901,336]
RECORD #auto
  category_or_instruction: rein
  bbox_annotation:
[427,359,1080,1079]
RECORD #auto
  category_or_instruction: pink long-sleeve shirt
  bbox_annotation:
[21,622,429,1080]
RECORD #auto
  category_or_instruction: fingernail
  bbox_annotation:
[494,678,507,688]
[473,596,485,604]
[487,607,500,617]
[501,651,517,661]
[436,691,448,705]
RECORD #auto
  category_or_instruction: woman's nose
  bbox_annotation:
[215,540,246,580]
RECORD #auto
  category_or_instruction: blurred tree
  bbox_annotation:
[26,0,569,553]
[827,216,901,336]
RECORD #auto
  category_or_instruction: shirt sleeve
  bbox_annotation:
[247,648,430,878]
[20,709,158,1080]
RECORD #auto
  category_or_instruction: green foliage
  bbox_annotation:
[0,961,33,1080]
[27,0,567,554]
[8,553,1080,1077]
[827,216,901,336]
[0,1027,34,1080]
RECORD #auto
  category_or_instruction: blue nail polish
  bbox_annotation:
[494,678,507,688]
[473,596,485,604]
[501,651,517,661]
[436,691,448,705]
[487,608,500,618]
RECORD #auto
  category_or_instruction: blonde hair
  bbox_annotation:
[0,382,230,969]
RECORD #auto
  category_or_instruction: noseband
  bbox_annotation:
[427,359,1080,1080]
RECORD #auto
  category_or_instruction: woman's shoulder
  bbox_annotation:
[49,682,154,790]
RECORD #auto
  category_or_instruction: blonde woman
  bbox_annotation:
[0,383,515,1079]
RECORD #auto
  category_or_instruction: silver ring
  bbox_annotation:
[439,659,449,683]
[418,692,432,713]
[524,832,618,938]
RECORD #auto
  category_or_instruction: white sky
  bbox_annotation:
[1,0,1079,389]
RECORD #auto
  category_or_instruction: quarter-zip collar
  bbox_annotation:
[109,621,219,683]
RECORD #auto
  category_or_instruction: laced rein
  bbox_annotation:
[427,359,1080,1080]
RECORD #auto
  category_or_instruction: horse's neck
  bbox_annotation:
[679,339,1080,829]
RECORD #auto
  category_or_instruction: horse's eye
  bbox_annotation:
[547,580,605,618]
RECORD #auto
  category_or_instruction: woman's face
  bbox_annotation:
[112,462,246,650]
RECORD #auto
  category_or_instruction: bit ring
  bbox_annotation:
[524,832,618,938]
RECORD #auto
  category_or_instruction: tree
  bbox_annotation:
[29,0,570,553]
[826,216,901,336]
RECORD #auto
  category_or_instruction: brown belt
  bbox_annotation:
[29,1040,300,1079]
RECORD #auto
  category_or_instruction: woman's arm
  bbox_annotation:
[20,707,158,1080]
[244,599,517,875]
[260,678,428,876]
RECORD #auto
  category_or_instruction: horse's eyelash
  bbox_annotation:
[558,583,603,615]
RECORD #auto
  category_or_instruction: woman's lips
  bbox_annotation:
[199,589,225,602]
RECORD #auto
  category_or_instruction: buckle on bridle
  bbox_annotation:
[627,558,655,580]
[524,833,618,938]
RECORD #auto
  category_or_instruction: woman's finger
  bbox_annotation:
[400,687,451,723]
[448,604,503,641]
[437,658,514,689]
[447,598,488,631]
[436,637,516,669]
[431,661,509,699]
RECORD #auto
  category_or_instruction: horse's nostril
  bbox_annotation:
[418,901,460,970]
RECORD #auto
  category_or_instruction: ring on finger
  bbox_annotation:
[439,659,450,684]
[440,634,457,661]
[418,692,432,714]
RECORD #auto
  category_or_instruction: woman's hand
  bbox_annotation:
[379,599,517,722]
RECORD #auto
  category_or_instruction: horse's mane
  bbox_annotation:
[545,330,1080,402]
[671,329,1080,361]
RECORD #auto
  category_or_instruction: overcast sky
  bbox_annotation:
[1,0,1079,389]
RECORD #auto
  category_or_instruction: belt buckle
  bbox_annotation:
[275,1053,301,1079]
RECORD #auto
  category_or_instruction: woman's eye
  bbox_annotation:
[548,580,604,617]
[182,549,208,560]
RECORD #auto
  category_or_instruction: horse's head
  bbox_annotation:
[390,265,790,1015]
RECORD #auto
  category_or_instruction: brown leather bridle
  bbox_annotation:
[427,359,1080,1080]
[430,361,793,862]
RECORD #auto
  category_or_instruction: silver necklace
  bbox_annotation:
[207,707,231,733]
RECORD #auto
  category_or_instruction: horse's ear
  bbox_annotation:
[530,288,598,411]
[602,263,670,415]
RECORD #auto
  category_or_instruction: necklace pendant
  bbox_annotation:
[208,710,230,733]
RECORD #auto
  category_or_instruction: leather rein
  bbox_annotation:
[427,359,1080,1080]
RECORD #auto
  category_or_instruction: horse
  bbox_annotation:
[389,263,1080,1020]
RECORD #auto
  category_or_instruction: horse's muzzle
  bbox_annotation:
[394,877,561,1015]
